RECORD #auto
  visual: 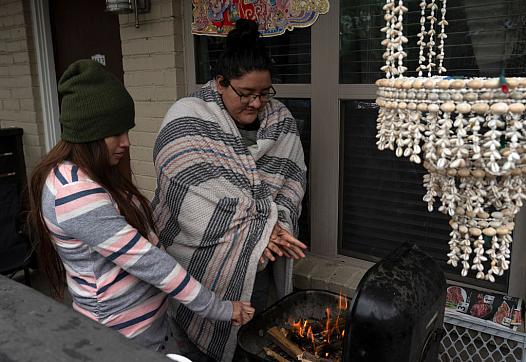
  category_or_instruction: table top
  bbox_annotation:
[0,275,170,362]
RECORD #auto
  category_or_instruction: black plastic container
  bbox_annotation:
[343,243,447,362]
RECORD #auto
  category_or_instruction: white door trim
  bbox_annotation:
[30,0,60,152]
[183,0,196,94]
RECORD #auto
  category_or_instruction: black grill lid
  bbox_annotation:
[343,243,447,362]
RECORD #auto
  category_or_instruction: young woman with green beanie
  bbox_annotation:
[27,59,254,354]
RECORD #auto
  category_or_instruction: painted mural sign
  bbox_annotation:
[192,0,330,37]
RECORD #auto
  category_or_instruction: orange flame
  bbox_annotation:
[290,320,304,337]
[287,294,349,357]
[306,326,317,355]
[339,292,348,311]
[332,315,341,336]
[325,307,332,344]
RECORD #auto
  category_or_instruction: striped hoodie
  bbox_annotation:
[41,162,232,348]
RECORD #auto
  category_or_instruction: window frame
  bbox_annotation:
[182,1,526,299]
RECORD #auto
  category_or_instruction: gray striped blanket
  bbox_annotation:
[152,81,307,361]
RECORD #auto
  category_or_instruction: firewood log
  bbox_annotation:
[267,327,303,359]
[263,347,290,362]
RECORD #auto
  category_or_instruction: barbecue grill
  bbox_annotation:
[238,243,447,361]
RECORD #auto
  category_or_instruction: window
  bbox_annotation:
[340,0,526,84]
[339,0,525,292]
[193,27,311,84]
[277,98,311,244]
[186,0,526,295]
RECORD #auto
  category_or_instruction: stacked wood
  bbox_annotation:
[266,327,335,362]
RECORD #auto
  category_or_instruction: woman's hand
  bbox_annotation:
[259,224,307,264]
[231,301,255,326]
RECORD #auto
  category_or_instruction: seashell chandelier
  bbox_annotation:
[375,0,526,282]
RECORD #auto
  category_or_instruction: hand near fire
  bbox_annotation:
[231,301,255,326]
[260,224,307,264]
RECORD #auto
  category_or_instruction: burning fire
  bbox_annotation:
[287,292,349,358]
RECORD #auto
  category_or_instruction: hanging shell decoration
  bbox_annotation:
[375,0,526,282]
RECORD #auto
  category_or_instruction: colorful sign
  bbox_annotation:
[192,0,330,37]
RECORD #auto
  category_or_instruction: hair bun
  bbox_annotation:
[227,19,260,49]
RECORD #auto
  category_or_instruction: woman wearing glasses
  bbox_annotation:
[152,19,307,362]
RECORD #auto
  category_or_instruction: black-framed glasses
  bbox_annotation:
[229,84,276,105]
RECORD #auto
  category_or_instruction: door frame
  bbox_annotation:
[30,0,61,152]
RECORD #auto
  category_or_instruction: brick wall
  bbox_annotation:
[0,0,45,175]
[119,0,186,200]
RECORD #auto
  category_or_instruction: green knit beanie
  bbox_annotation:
[58,59,135,143]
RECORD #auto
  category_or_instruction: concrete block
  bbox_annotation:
[5,1,23,16]
[129,131,157,148]
[124,70,165,86]
[152,86,180,101]
[128,85,154,101]
[8,63,30,76]
[293,272,311,290]
[292,253,371,299]
[0,110,17,121]
[144,0,174,20]
[8,27,26,41]
[173,51,184,68]
[118,13,132,26]
[142,189,154,201]
[11,86,36,99]
[133,174,157,192]
[2,14,24,27]
[120,19,174,40]
[15,110,37,121]
[12,51,29,63]
[3,99,20,111]
[132,116,162,133]
[135,101,172,118]
[6,39,27,52]
[1,76,16,88]
[16,122,39,135]
[130,159,156,177]
[309,261,337,290]
[130,145,154,162]
[23,144,45,162]
[293,257,315,290]
[0,54,14,65]
[142,3,162,20]
[15,74,32,87]
[0,89,11,99]
[165,1,183,18]
[19,99,37,111]
[22,133,40,147]
[121,36,175,56]
[123,53,176,72]
[327,265,365,298]
[162,68,185,88]
[173,33,184,52]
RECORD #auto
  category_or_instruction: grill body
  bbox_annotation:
[237,243,446,362]
[238,289,342,361]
